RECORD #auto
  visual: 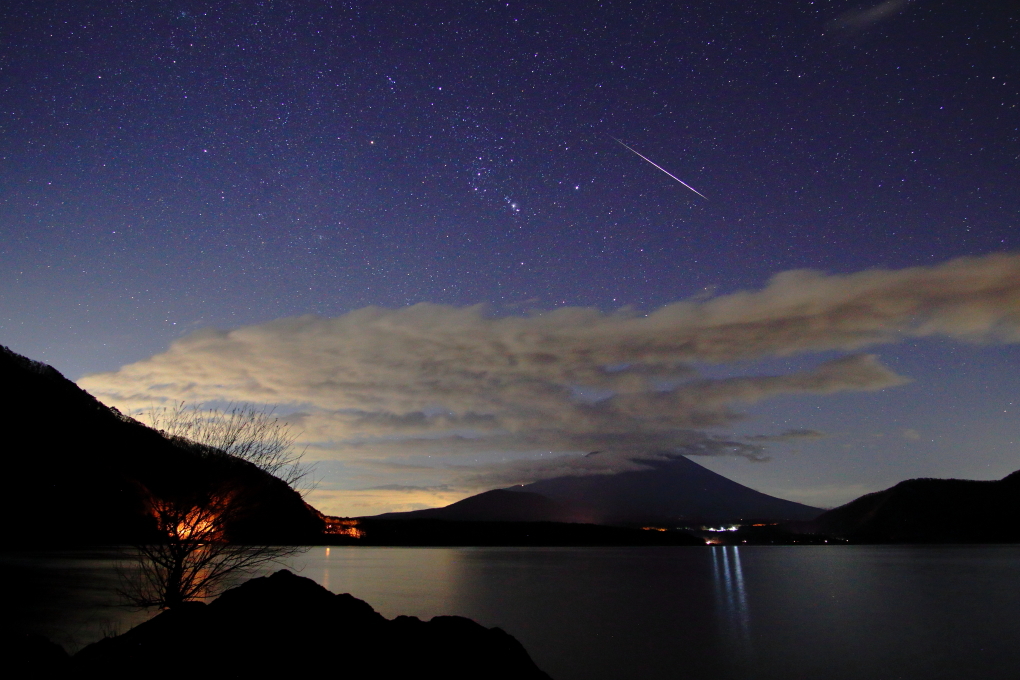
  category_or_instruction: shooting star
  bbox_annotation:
[611,137,708,200]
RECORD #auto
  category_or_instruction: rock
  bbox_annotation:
[0,630,70,677]
[74,570,552,679]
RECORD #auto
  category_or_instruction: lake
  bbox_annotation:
[5,545,1020,679]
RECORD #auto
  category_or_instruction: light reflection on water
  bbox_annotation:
[296,545,462,620]
[712,546,752,665]
[7,545,1020,680]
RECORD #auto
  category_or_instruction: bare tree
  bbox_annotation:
[122,402,313,609]
[146,401,310,490]
[122,490,304,609]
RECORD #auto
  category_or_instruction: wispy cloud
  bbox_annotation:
[826,0,915,34]
[79,252,1020,513]
[745,428,827,443]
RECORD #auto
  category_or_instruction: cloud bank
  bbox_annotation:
[79,252,1020,512]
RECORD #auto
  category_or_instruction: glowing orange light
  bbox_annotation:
[322,516,365,539]
[150,494,231,544]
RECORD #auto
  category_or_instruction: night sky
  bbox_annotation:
[3,0,1019,516]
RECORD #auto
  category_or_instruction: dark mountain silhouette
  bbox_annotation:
[18,570,550,679]
[808,470,1020,542]
[375,489,581,522]
[377,455,822,525]
[0,345,323,544]
[518,456,823,524]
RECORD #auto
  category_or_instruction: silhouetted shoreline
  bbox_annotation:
[326,517,705,546]
[9,569,552,679]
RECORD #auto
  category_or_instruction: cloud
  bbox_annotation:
[78,252,1020,504]
[362,484,455,492]
[826,0,914,34]
[746,428,827,443]
[767,482,878,509]
[306,487,467,517]
[453,435,772,489]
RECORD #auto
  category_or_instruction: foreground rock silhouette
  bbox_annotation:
[72,570,552,679]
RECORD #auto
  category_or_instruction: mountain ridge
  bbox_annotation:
[0,344,324,544]
[807,469,1020,542]
[374,455,823,525]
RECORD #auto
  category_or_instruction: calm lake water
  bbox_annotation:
[5,545,1020,679]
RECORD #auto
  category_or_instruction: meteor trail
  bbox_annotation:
[611,137,708,200]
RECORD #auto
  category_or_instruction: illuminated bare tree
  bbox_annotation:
[122,402,313,609]
[123,490,303,609]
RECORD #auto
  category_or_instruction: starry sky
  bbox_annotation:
[2,0,1019,515]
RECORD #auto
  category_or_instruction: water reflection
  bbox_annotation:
[11,546,1020,679]
[712,546,752,670]
[286,546,461,620]
[321,545,330,591]
[0,548,151,652]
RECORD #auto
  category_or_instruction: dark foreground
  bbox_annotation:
[10,570,551,679]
